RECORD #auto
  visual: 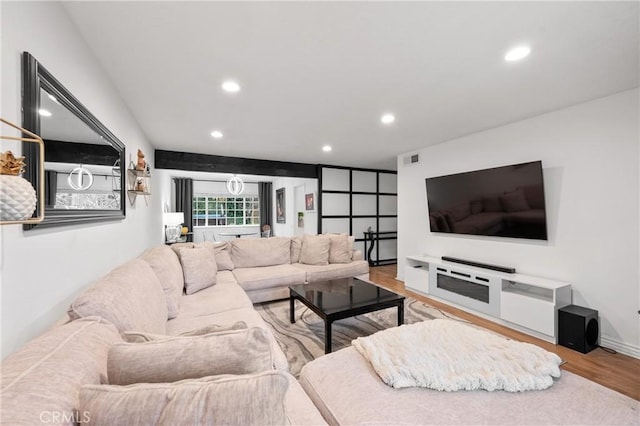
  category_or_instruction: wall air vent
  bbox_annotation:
[403,153,420,166]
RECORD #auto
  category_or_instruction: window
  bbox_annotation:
[193,195,260,227]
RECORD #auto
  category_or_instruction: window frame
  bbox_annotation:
[192,194,260,227]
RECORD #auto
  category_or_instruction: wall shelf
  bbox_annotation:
[126,165,151,205]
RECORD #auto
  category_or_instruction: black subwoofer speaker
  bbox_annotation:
[558,305,599,353]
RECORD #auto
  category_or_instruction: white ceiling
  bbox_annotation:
[62,1,639,170]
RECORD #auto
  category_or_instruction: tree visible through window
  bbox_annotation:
[193,195,260,227]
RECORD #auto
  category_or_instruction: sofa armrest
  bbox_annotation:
[352,250,364,261]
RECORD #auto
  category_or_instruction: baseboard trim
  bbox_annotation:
[600,337,640,359]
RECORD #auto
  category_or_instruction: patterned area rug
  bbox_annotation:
[255,297,462,377]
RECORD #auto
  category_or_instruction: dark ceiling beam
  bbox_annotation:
[155,149,319,178]
[45,139,119,166]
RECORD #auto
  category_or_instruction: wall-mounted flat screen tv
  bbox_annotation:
[425,161,547,240]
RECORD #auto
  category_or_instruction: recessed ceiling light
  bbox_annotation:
[38,109,52,117]
[210,130,223,139]
[221,80,241,93]
[322,145,332,152]
[504,46,531,62]
[381,113,395,124]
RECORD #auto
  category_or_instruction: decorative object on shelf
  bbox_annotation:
[67,165,94,191]
[305,192,316,212]
[276,187,285,223]
[126,152,151,205]
[298,212,304,228]
[226,174,245,195]
[0,118,44,225]
[135,149,146,171]
[164,212,184,243]
[261,224,271,238]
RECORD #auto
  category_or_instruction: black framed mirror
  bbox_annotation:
[22,52,126,229]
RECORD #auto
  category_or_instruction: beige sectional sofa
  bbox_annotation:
[0,234,366,425]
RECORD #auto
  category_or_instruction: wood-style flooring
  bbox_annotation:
[368,264,640,401]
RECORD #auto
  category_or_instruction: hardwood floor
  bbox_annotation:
[368,264,640,401]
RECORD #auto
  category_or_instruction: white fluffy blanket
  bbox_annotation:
[352,319,562,392]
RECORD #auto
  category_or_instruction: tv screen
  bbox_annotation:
[425,161,547,240]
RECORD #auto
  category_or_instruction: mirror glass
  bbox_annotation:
[22,52,126,229]
[40,87,121,210]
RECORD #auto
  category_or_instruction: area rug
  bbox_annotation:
[255,297,463,377]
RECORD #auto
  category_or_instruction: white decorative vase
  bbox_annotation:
[0,175,37,221]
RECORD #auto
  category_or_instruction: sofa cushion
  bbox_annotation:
[233,264,306,292]
[80,371,289,426]
[290,236,302,263]
[107,328,275,385]
[196,241,235,271]
[177,271,253,317]
[470,199,483,214]
[521,184,545,210]
[176,246,218,295]
[299,346,640,426]
[299,234,331,265]
[140,245,184,319]
[447,201,471,222]
[68,259,168,334]
[231,236,291,268]
[170,242,194,256]
[482,195,503,212]
[453,212,505,234]
[328,234,351,264]
[500,188,530,212]
[122,321,247,343]
[0,317,120,426]
[284,373,330,426]
[165,308,289,371]
[293,260,370,283]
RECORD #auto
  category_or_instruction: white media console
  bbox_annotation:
[405,255,572,343]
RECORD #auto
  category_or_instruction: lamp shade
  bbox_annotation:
[163,212,184,226]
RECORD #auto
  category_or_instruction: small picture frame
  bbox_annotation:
[276,187,286,223]
[305,192,316,212]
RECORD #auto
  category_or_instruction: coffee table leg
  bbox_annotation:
[397,301,404,325]
[290,294,295,324]
[325,320,332,354]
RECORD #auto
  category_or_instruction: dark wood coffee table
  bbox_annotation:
[289,277,405,353]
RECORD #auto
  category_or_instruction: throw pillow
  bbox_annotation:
[290,236,302,263]
[170,242,195,259]
[429,215,440,232]
[176,247,218,295]
[107,328,273,385]
[433,212,450,232]
[80,371,289,426]
[482,195,502,212]
[470,200,483,215]
[196,241,235,271]
[299,234,331,266]
[140,245,184,319]
[500,188,530,212]
[447,201,471,222]
[121,321,248,343]
[328,234,351,264]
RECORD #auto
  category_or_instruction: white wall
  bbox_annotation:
[0,2,162,358]
[272,177,318,237]
[397,89,639,356]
